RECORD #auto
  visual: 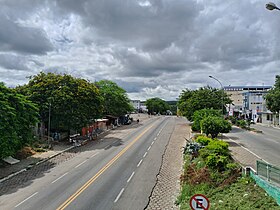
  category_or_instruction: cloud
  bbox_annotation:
[0,0,280,100]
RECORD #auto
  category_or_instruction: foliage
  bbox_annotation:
[17,72,103,132]
[265,75,280,113]
[145,97,170,114]
[192,109,221,131]
[95,80,133,116]
[195,135,212,146]
[0,83,38,159]
[200,116,232,138]
[237,119,247,129]
[177,86,232,121]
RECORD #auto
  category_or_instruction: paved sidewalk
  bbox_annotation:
[146,117,191,210]
[223,136,261,171]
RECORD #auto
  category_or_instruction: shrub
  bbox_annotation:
[196,136,212,146]
[206,154,229,170]
[201,116,232,138]
[192,109,220,131]
[237,120,247,129]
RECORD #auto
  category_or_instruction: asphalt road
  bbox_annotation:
[0,116,175,210]
[224,124,280,167]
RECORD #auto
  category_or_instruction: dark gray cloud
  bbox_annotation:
[0,54,29,70]
[0,14,53,54]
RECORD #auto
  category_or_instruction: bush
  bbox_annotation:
[195,136,212,146]
[206,154,229,170]
[192,109,221,131]
[237,120,247,129]
[201,116,232,138]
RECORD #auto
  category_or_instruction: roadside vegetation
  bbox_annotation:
[0,72,133,160]
[177,135,279,210]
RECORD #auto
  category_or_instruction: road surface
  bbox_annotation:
[0,116,177,210]
[224,124,280,167]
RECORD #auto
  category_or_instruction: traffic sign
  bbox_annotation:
[190,194,210,210]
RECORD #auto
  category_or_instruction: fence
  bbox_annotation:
[257,160,280,184]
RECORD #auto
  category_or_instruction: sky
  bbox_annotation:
[1,0,280,101]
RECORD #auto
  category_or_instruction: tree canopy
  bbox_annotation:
[265,75,280,113]
[95,80,133,116]
[178,86,232,121]
[17,72,103,132]
[0,83,38,159]
[145,97,170,114]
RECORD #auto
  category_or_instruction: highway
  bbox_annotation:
[0,116,176,210]
[224,124,280,167]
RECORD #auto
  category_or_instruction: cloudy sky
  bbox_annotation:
[1,0,280,100]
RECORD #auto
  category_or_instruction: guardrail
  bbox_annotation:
[257,160,280,184]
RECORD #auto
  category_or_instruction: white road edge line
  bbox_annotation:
[154,137,157,141]
[137,159,143,167]
[90,152,99,158]
[104,144,111,150]
[114,188,125,203]
[127,171,135,183]
[151,141,154,145]
[147,146,151,151]
[143,152,148,158]
[52,172,68,184]
[15,192,38,208]
[157,133,160,137]
[228,137,269,163]
[75,160,88,168]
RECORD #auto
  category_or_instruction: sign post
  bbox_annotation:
[190,194,210,210]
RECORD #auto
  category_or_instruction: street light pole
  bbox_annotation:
[209,75,224,116]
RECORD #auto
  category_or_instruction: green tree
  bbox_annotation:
[95,80,133,116]
[17,72,103,134]
[192,109,221,131]
[200,116,232,138]
[145,97,170,114]
[178,86,232,121]
[0,83,38,159]
[265,75,280,113]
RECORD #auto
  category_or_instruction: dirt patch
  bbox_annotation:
[181,163,212,185]
[14,147,36,160]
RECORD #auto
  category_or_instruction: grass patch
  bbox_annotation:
[177,155,279,210]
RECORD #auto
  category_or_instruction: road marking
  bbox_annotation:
[228,137,269,163]
[56,123,155,210]
[15,192,38,208]
[127,171,135,183]
[75,160,88,168]
[148,146,151,151]
[151,141,154,145]
[112,140,119,144]
[90,152,99,158]
[143,152,148,158]
[154,137,157,141]
[52,172,68,184]
[104,145,111,150]
[137,159,143,167]
[114,188,125,203]
[157,133,160,136]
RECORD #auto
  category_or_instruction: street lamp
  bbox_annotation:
[209,75,224,115]
[266,2,280,10]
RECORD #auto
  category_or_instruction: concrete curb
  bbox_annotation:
[0,145,75,184]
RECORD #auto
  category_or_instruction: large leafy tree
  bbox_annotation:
[178,86,232,121]
[192,109,221,131]
[17,72,103,133]
[265,75,280,113]
[145,97,170,114]
[95,80,133,116]
[0,83,38,159]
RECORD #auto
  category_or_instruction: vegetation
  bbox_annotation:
[177,86,232,121]
[192,109,221,131]
[200,116,232,138]
[0,83,38,159]
[177,135,279,210]
[95,80,133,116]
[266,75,280,113]
[17,72,103,133]
[145,97,170,114]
